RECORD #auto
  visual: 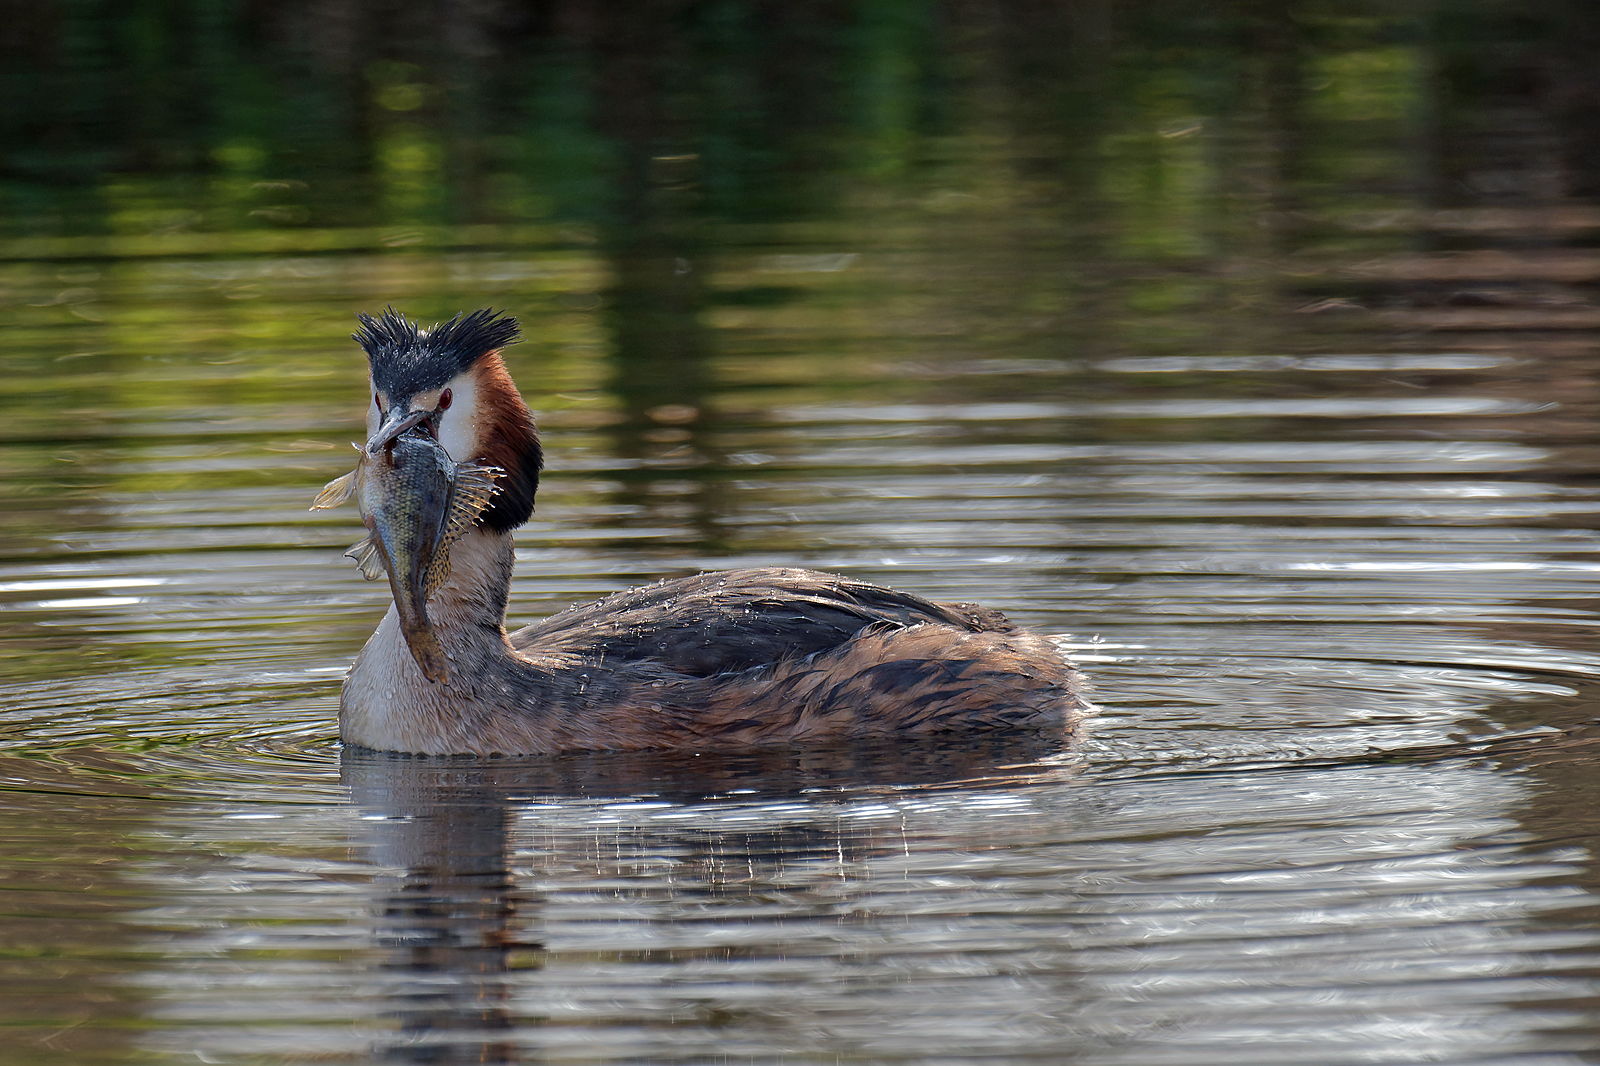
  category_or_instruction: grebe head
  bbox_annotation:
[354,307,543,532]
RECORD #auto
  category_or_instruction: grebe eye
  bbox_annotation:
[438,388,452,412]
[374,393,382,412]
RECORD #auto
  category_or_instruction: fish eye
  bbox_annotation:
[438,389,452,412]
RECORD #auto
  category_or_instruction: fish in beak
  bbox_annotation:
[312,431,502,684]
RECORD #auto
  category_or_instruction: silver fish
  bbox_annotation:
[311,433,501,684]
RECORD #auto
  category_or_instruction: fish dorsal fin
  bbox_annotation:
[421,463,504,599]
[310,468,357,511]
[449,462,504,535]
[344,534,387,581]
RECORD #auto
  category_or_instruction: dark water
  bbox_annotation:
[7,5,1600,1064]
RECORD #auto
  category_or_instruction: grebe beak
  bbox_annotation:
[365,405,434,457]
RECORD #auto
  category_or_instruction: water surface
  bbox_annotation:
[6,6,1600,1064]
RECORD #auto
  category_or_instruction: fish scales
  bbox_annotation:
[311,432,502,683]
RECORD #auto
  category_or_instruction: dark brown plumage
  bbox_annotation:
[503,567,1087,749]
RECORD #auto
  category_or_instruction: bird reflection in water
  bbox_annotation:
[345,756,526,1064]
[341,732,1072,1061]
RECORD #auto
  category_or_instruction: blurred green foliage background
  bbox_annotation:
[4,0,1596,241]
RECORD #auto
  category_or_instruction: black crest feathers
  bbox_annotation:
[354,307,521,399]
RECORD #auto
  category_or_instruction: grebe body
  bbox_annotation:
[323,309,1089,755]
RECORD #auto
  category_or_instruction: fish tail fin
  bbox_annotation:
[400,620,451,685]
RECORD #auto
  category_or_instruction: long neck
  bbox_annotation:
[340,528,561,754]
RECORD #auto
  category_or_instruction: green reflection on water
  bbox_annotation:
[0,2,1590,671]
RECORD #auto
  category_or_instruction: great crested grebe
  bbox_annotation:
[316,308,1090,755]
